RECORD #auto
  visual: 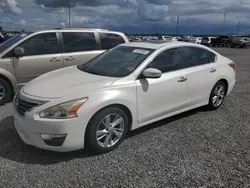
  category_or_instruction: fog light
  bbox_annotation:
[41,134,67,146]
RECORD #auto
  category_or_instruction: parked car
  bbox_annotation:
[171,37,181,41]
[0,32,5,44]
[189,37,202,44]
[200,37,215,46]
[210,36,233,47]
[230,37,250,48]
[13,41,236,153]
[0,28,129,105]
[158,35,172,41]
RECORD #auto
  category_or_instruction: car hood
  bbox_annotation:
[23,66,117,99]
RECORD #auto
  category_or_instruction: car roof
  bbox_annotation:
[27,28,125,35]
[120,40,202,50]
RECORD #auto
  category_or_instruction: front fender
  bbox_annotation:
[77,86,138,131]
[0,68,18,92]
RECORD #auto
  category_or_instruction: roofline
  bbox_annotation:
[26,28,125,35]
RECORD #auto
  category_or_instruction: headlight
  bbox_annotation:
[39,98,88,119]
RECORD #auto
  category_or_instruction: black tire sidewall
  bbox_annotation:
[208,81,226,110]
[85,107,129,153]
[0,78,13,105]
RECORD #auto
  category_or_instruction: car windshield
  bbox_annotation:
[77,46,154,77]
[0,31,33,53]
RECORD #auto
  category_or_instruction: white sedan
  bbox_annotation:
[13,41,236,153]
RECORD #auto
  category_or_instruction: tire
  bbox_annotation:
[207,81,227,110]
[0,78,13,105]
[85,107,129,153]
[240,43,246,48]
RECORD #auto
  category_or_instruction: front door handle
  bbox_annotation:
[177,77,187,82]
[209,68,217,73]
[50,57,60,62]
[65,56,75,61]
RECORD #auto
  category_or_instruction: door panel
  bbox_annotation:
[135,47,187,124]
[13,32,63,85]
[186,63,218,106]
[182,47,219,106]
[14,54,63,85]
[136,70,188,124]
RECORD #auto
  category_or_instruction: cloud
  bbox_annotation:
[19,19,26,25]
[1,0,250,34]
[145,0,172,5]
[60,22,66,27]
[0,0,22,14]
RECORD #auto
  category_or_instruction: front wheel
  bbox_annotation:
[0,78,13,105]
[207,81,226,110]
[85,107,129,153]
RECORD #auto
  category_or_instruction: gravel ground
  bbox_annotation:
[1,48,250,188]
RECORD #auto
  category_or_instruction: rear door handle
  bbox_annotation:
[65,56,75,61]
[177,77,187,82]
[50,57,60,62]
[209,68,217,73]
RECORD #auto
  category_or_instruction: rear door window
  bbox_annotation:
[62,32,98,53]
[99,33,126,50]
[182,47,210,68]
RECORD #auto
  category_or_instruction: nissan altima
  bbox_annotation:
[13,41,236,153]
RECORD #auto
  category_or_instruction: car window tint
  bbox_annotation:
[17,33,58,56]
[147,48,182,73]
[62,32,97,53]
[99,33,125,50]
[183,47,210,68]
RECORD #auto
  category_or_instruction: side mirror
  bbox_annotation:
[14,47,25,57]
[142,68,162,79]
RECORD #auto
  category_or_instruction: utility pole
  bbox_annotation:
[68,3,71,28]
[176,15,180,36]
[222,12,227,35]
[237,21,241,36]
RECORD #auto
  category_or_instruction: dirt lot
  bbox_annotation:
[0,48,250,188]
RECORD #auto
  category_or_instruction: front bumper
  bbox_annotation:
[14,107,87,152]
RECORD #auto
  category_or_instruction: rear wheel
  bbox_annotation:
[0,78,13,105]
[207,81,226,110]
[85,107,129,153]
[240,43,246,48]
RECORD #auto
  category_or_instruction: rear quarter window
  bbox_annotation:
[207,51,216,62]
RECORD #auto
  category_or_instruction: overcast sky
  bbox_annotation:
[1,0,250,34]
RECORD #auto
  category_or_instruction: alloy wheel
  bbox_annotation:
[0,84,5,101]
[212,84,225,107]
[96,113,124,148]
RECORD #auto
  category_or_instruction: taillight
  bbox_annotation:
[229,63,236,71]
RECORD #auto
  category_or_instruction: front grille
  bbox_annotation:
[16,96,40,116]
[17,99,39,116]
